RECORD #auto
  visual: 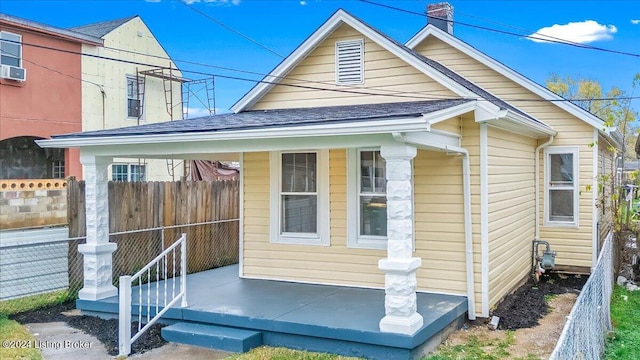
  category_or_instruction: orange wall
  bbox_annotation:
[0,24,83,179]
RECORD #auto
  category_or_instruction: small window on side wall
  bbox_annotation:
[126,76,144,118]
[544,147,579,227]
[0,31,22,67]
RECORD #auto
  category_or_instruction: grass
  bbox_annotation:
[224,346,363,360]
[0,290,71,317]
[605,286,640,360]
[424,331,538,360]
[0,316,42,360]
[0,290,73,360]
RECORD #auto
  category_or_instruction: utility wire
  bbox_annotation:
[177,0,284,58]
[7,39,640,105]
[358,0,640,58]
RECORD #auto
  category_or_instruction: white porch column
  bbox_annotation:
[379,144,423,335]
[78,155,117,300]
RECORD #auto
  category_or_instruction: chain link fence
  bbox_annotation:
[1,219,238,302]
[549,231,614,360]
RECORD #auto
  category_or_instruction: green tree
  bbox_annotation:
[546,73,640,160]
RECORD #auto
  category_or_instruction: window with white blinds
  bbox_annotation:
[335,39,364,85]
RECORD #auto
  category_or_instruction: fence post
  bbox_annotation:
[118,275,132,356]
[181,233,188,307]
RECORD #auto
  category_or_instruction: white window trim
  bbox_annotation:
[126,75,144,120]
[335,39,364,85]
[112,162,147,182]
[544,146,579,228]
[269,150,329,246]
[347,148,388,250]
[0,31,22,67]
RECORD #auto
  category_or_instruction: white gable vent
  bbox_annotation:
[335,39,364,85]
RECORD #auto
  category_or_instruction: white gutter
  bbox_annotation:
[392,132,476,320]
[535,135,555,240]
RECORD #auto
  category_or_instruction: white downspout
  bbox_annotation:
[535,136,554,240]
[391,133,476,320]
[446,145,476,320]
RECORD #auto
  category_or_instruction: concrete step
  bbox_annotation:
[161,322,262,353]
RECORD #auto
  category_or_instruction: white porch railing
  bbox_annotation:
[118,233,187,356]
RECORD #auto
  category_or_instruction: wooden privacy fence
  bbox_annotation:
[67,179,240,290]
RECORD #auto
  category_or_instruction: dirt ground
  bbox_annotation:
[441,272,587,359]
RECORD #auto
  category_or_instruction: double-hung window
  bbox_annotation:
[348,149,388,249]
[126,76,143,118]
[544,147,579,227]
[112,163,146,182]
[270,151,329,245]
[0,31,22,67]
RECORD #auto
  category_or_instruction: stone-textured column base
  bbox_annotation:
[379,257,424,335]
[380,312,424,335]
[78,242,118,300]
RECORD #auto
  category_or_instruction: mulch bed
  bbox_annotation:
[491,272,587,330]
[10,302,166,356]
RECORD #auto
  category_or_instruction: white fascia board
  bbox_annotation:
[424,101,477,127]
[232,10,478,113]
[503,110,557,137]
[396,130,460,149]
[406,25,607,131]
[36,116,428,149]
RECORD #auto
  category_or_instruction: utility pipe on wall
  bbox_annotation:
[392,132,476,320]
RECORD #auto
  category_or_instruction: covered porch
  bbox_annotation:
[77,264,468,359]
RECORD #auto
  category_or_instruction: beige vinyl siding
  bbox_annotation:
[487,127,537,307]
[251,23,457,110]
[414,149,466,295]
[242,150,385,287]
[597,135,616,242]
[431,117,463,135]
[415,36,596,269]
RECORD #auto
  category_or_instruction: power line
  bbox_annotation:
[8,38,640,107]
[177,0,284,58]
[358,0,640,58]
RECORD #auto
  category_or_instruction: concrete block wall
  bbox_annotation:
[0,180,67,229]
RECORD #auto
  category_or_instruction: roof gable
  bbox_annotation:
[231,9,484,113]
[405,24,608,132]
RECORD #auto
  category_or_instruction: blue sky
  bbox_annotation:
[2,0,639,116]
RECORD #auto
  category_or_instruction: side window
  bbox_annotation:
[545,147,579,226]
[0,31,22,67]
[126,76,144,118]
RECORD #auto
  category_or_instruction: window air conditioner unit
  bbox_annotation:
[0,64,27,81]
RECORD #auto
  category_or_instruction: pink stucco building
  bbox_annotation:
[0,14,101,179]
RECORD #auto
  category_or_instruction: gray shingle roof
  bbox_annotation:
[0,13,102,44]
[70,16,136,38]
[53,99,472,139]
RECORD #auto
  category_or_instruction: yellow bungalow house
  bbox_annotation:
[39,6,621,359]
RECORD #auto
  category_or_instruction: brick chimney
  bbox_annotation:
[427,2,453,34]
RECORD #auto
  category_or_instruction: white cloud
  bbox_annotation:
[529,20,617,44]
[300,1,307,5]
[632,19,640,25]
[182,0,241,5]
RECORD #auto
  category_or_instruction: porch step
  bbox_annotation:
[161,322,262,353]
